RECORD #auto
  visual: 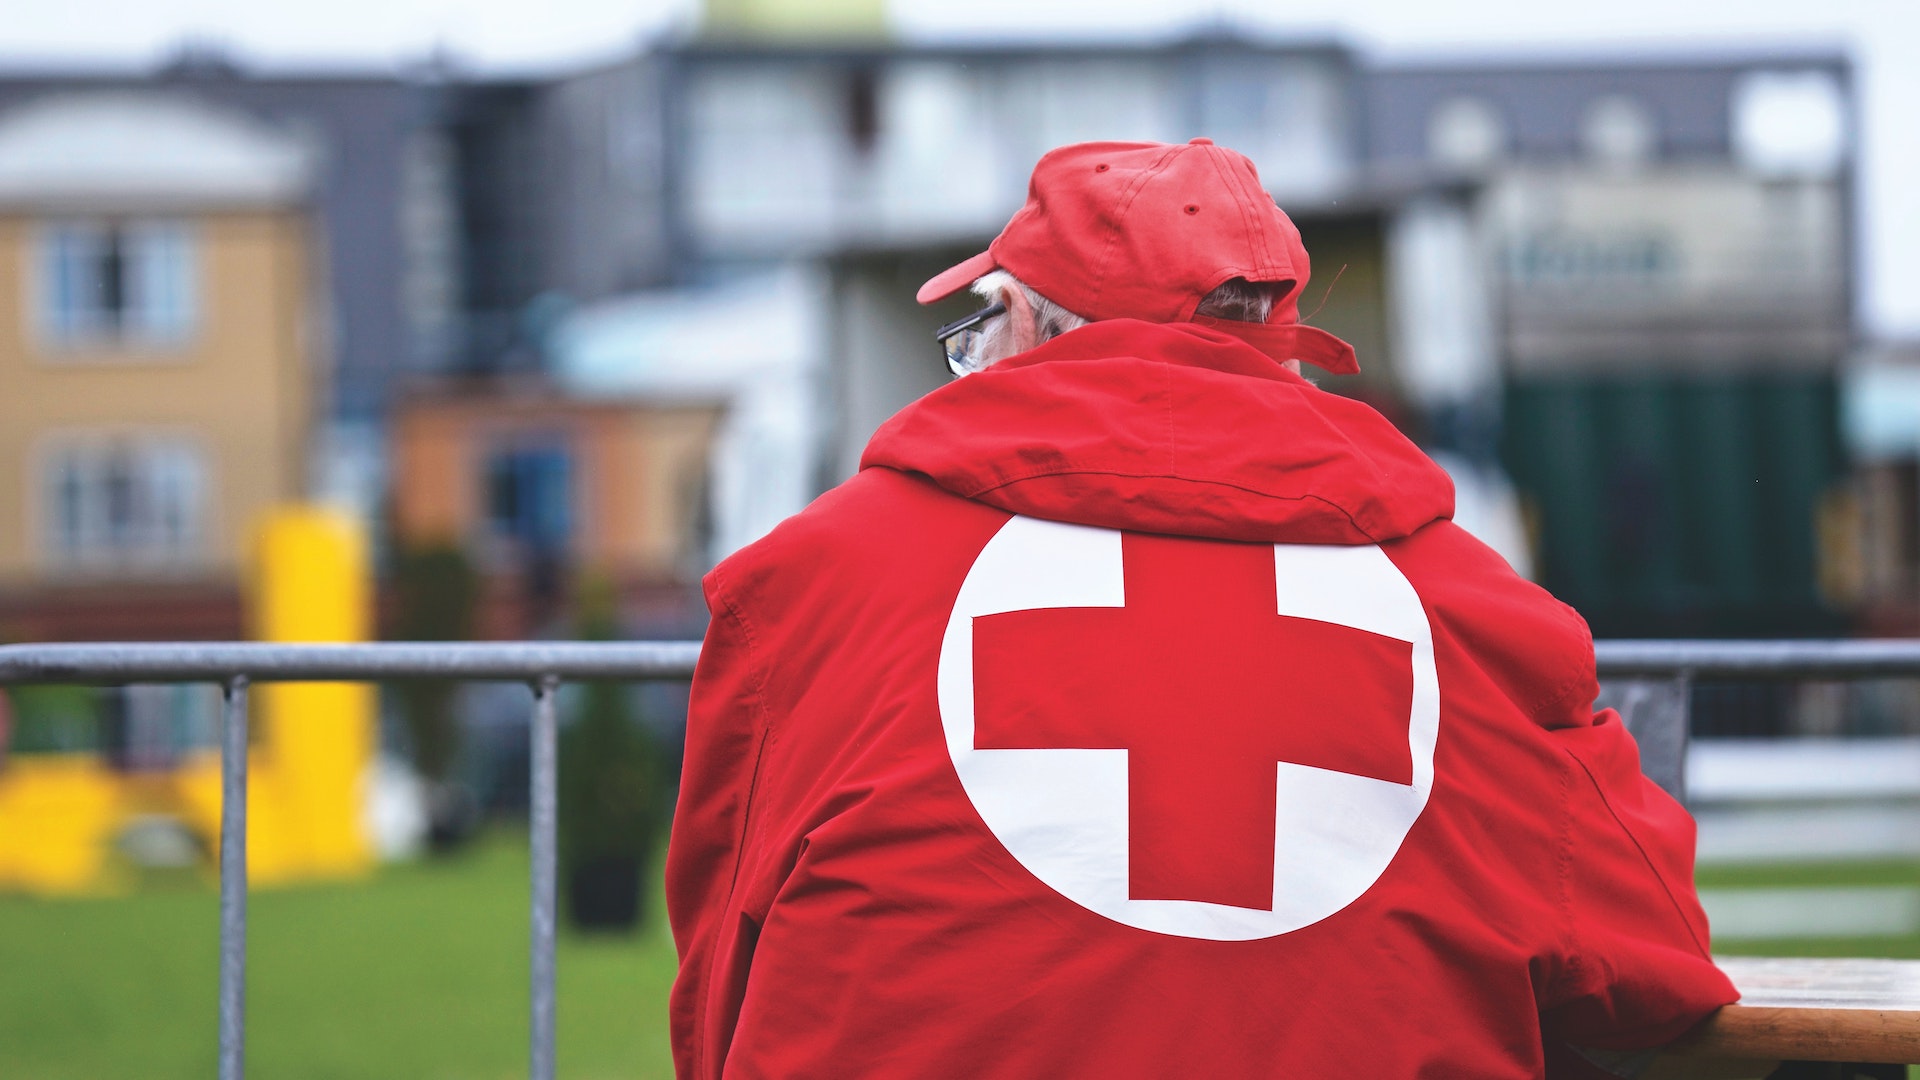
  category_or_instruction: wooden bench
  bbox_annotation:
[1651,957,1920,1075]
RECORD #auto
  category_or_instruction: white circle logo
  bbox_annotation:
[937,516,1439,940]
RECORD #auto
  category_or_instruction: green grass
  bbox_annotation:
[0,832,678,1080]
[5,841,1919,1078]
[1698,858,1920,960]
[1697,859,1920,891]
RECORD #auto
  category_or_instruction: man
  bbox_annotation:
[668,139,1734,1078]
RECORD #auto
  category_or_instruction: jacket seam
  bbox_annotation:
[693,566,778,1080]
[708,569,776,897]
[1530,668,1598,725]
[1560,744,1713,959]
[1552,749,1583,1003]
[1162,365,1177,476]
[960,465,1385,542]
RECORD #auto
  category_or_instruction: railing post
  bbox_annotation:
[1670,670,1693,805]
[218,675,250,1080]
[529,675,560,1080]
[1597,671,1693,805]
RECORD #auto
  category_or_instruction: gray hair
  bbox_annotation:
[970,271,1281,363]
[1193,277,1280,322]
[970,270,1090,362]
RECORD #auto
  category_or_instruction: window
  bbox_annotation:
[1732,70,1848,178]
[1427,97,1506,173]
[1581,96,1657,169]
[484,442,572,558]
[41,436,208,570]
[38,220,198,349]
[845,67,880,153]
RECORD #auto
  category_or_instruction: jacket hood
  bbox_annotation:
[860,319,1454,545]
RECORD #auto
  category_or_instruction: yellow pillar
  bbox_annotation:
[248,506,376,883]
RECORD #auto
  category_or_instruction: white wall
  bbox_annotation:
[680,51,1357,258]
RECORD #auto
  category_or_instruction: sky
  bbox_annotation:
[4,0,1917,339]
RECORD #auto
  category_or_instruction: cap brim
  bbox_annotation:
[916,251,999,306]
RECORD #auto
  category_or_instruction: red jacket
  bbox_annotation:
[667,319,1735,1079]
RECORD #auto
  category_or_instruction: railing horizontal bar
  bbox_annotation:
[1594,640,1920,680]
[0,641,703,685]
[4,639,1920,687]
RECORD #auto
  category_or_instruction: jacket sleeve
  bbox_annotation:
[667,575,771,1080]
[1540,706,1738,1069]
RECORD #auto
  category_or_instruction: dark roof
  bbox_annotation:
[1364,49,1851,165]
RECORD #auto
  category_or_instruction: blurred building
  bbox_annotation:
[442,62,674,371]
[388,384,721,637]
[1835,339,1920,635]
[0,62,457,501]
[432,33,1875,643]
[449,33,1377,560]
[462,20,1903,763]
[1370,55,1856,637]
[0,90,317,641]
[0,60,455,636]
[0,27,1890,649]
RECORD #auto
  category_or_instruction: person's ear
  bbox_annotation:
[1002,286,1040,354]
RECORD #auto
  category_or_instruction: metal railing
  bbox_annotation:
[1592,639,1920,804]
[2,637,1919,1078]
[0,641,701,1080]
[1594,639,1920,680]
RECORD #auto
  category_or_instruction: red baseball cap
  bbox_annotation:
[917,138,1358,375]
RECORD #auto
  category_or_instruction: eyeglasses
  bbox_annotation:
[934,301,1006,378]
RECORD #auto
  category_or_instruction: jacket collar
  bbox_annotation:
[862,319,1454,546]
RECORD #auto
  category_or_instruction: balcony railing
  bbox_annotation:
[3,637,1920,1076]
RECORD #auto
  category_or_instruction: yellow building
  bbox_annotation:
[0,93,314,635]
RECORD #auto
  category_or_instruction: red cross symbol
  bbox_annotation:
[972,533,1414,912]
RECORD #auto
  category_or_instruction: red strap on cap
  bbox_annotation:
[1191,316,1361,376]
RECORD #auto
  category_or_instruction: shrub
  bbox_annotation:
[558,583,666,931]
